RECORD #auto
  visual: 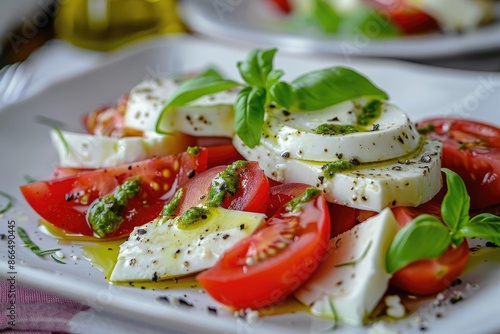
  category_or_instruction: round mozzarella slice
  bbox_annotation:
[50,129,194,168]
[261,100,421,163]
[125,78,236,137]
[234,135,442,212]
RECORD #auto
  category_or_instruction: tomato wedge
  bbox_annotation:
[20,149,208,238]
[171,161,270,215]
[197,189,330,309]
[367,0,439,34]
[267,0,292,14]
[390,206,470,295]
[417,118,500,210]
[205,144,244,169]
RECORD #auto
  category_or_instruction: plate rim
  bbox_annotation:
[1,34,500,334]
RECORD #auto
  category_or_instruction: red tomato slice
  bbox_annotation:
[417,118,500,210]
[172,161,270,215]
[83,95,143,137]
[391,239,470,295]
[197,190,330,309]
[20,149,208,238]
[390,206,470,295]
[50,166,94,179]
[267,0,292,14]
[367,0,439,34]
[205,144,245,169]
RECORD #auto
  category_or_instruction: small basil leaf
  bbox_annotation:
[314,0,340,33]
[237,48,277,87]
[386,215,451,274]
[338,9,400,38]
[234,86,267,148]
[197,67,224,80]
[257,48,277,81]
[270,81,293,109]
[291,67,389,111]
[267,69,285,87]
[459,213,500,245]
[441,168,470,245]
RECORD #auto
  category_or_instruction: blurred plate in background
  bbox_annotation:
[180,0,500,60]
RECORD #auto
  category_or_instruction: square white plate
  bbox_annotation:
[1,36,500,334]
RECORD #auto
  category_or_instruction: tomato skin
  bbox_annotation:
[174,161,270,215]
[197,192,330,309]
[20,150,207,237]
[50,166,93,179]
[417,118,500,210]
[390,206,470,295]
[367,0,439,34]
[83,95,143,137]
[391,240,470,295]
[205,144,244,169]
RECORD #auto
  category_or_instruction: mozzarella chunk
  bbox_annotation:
[125,78,236,137]
[50,129,193,168]
[262,100,420,162]
[294,208,399,326]
[110,207,265,282]
[234,136,442,211]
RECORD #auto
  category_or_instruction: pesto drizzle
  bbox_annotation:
[87,178,141,237]
[314,124,359,135]
[205,160,248,208]
[177,207,211,229]
[187,146,201,156]
[321,161,353,179]
[162,188,185,217]
[357,100,381,126]
[286,188,321,213]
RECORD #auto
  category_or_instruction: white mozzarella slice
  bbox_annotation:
[50,129,193,168]
[294,208,399,326]
[234,136,442,212]
[261,100,420,162]
[110,207,265,282]
[125,78,236,137]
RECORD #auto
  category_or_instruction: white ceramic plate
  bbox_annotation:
[1,36,500,334]
[180,0,500,59]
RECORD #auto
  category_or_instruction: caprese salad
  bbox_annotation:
[267,0,496,36]
[19,48,500,328]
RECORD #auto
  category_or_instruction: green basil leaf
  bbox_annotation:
[291,67,389,111]
[267,69,285,87]
[441,168,470,245]
[338,9,400,38]
[314,0,340,33]
[234,86,267,148]
[270,81,293,109]
[197,67,224,80]
[459,213,500,245]
[237,48,277,87]
[386,215,451,274]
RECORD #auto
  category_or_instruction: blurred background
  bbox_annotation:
[0,0,499,105]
